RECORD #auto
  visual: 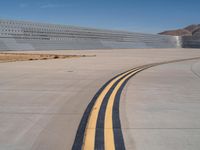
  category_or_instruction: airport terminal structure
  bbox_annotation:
[0,19,199,50]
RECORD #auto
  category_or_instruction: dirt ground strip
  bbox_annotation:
[0,52,96,63]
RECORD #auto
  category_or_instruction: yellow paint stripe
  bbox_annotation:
[104,67,147,150]
[82,68,138,150]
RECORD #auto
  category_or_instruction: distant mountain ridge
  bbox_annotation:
[159,24,200,36]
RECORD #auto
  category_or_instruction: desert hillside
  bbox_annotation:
[159,24,200,36]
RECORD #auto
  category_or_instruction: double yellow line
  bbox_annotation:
[72,57,200,150]
[82,65,151,150]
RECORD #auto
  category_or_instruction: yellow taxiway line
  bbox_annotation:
[82,66,149,150]
[72,57,200,150]
[104,67,146,150]
[82,68,135,149]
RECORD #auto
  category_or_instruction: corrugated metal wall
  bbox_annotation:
[0,19,181,50]
[182,36,200,48]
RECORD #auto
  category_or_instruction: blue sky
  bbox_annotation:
[0,0,199,33]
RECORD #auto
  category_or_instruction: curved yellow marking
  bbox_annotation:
[76,58,200,150]
[104,67,147,150]
[82,69,137,150]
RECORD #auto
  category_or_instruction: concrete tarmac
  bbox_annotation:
[0,48,200,150]
[122,59,200,150]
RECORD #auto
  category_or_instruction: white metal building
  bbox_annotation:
[0,19,181,50]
